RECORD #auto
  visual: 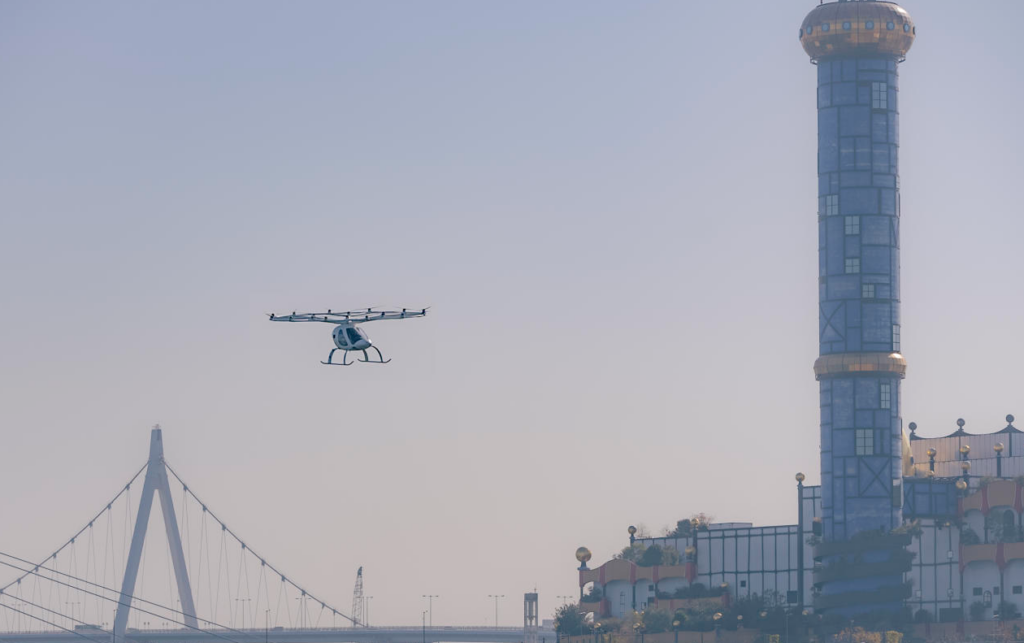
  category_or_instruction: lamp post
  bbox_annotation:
[673,619,681,643]
[712,613,722,642]
[488,595,505,627]
[995,443,1005,477]
[422,611,427,643]
[927,448,937,473]
[422,596,439,627]
[595,622,602,643]
[265,610,270,643]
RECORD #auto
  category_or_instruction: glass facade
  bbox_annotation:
[817,54,904,546]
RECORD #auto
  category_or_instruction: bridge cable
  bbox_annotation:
[0,464,147,596]
[0,592,144,643]
[0,602,107,643]
[0,554,255,643]
[164,463,356,625]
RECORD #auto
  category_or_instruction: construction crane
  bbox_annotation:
[352,567,365,626]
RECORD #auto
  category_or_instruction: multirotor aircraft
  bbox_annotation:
[269,308,428,366]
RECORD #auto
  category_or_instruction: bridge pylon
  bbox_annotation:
[113,426,198,643]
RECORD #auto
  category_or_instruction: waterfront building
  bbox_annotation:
[573,0,1021,626]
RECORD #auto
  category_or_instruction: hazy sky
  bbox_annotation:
[2,0,1022,629]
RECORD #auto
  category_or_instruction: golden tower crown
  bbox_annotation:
[800,1,915,62]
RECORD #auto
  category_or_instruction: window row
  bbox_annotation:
[804,21,910,36]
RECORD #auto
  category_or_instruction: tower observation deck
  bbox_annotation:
[800,0,915,615]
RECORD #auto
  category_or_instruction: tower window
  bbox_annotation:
[893,324,901,351]
[843,21,851,30]
[865,20,875,30]
[872,82,888,109]
[880,383,891,409]
[903,23,910,32]
[822,23,830,32]
[825,194,839,216]
[887,21,895,30]
[856,429,874,455]
[862,284,875,299]
[845,258,860,274]
[845,216,860,235]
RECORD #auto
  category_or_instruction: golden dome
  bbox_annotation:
[995,443,1005,454]
[800,1,915,62]
[956,480,968,491]
[926,448,937,458]
[575,547,592,563]
[960,445,971,456]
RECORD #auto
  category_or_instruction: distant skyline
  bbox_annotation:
[1,0,1022,628]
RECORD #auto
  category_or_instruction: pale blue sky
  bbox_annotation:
[1,0,1022,627]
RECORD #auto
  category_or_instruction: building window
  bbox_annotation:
[787,591,799,604]
[822,23,830,32]
[862,284,875,299]
[872,82,888,109]
[825,194,839,216]
[887,21,895,30]
[845,216,860,235]
[893,324,901,351]
[1013,586,1022,595]
[856,429,874,455]
[740,580,747,588]
[974,588,983,596]
[648,584,655,591]
[904,23,910,32]
[865,20,875,30]
[845,258,860,274]
[843,21,852,30]
[880,383,891,409]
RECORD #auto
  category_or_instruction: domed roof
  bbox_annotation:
[800,1,915,62]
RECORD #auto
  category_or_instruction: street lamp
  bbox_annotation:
[422,611,428,643]
[712,613,722,641]
[672,619,682,643]
[422,596,439,627]
[488,595,505,627]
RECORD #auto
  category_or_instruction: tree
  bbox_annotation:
[616,543,647,562]
[639,545,665,567]
[642,608,673,634]
[554,603,592,636]
[1000,601,1021,621]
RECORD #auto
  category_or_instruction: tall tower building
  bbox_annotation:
[800,0,915,614]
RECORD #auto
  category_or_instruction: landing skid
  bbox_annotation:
[320,347,391,366]
[321,349,354,366]
[358,346,391,364]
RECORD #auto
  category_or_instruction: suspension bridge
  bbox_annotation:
[0,428,551,643]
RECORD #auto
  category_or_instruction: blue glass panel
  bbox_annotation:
[841,171,871,187]
[819,173,831,195]
[889,112,897,143]
[872,173,896,188]
[819,107,839,173]
[874,284,891,299]
[862,303,892,342]
[880,189,896,215]
[828,275,860,300]
[842,59,857,81]
[833,82,857,105]
[839,105,870,136]
[861,246,891,274]
[844,235,861,257]
[839,137,855,170]
[872,145,890,173]
[859,71,888,82]
[856,138,871,170]
[819,84,832,108]
[818,63,832,84]
[846,300,861,325]
[858,85,871,105]
[847,333,861,351]
[872,114,888,142]
[841,187,879,215]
